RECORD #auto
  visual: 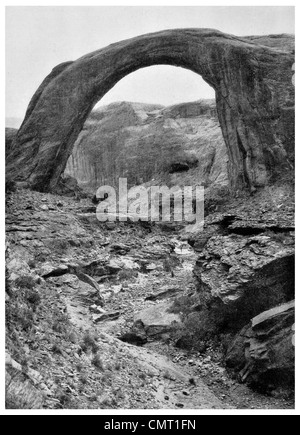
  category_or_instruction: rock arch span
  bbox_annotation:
[6,29,294,192]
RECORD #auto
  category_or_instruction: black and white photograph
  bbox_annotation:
[3,2,296,416]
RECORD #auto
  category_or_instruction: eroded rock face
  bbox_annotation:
[64,100,228,193]
[52,174,82,198]
[6,29,294,192]
[5,128,18,159]
[194,233,294,332]
[191,185,295,335]
[226,301,295,391]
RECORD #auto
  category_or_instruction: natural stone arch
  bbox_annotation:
[6,29,294,192]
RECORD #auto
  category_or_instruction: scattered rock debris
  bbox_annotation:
[5,188,294,410]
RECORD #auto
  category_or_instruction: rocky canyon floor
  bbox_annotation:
[5,189,294,410]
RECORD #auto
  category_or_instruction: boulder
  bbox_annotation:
[89,304,106,314]
[107,257,140,273]
[93,311,120,323]
[194,232,294,333]
[133,301,182,338]
[107,259,122,273]
[226,301,295,391]
[39,264,69,278]
[118,332,148,346]
[145,286,182,301]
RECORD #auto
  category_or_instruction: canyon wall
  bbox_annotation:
[64,100,229,192]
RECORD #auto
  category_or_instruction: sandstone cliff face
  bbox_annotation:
[64,100,229,193]
[184,182,295,391]
[183,180,295,363]
[5,128,18,159]
[190,183,295,334]
[6,29,294,192]
[194,232,294,330]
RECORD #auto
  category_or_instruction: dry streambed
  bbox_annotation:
[5,190,294,410]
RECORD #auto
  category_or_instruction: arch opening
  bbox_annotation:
[64,65,225,193]
[96,65,215,108]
